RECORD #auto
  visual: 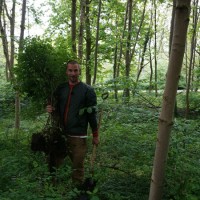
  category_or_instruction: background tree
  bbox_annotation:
[0,0,15,80]
[78,0,86,62]
[185,0,199,117]
[71,0,77,55]
[93,0,102,85]
[15,0,27,129]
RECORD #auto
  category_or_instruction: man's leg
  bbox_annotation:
[67,137,87,185]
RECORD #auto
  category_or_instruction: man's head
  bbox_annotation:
[66,60,81,85]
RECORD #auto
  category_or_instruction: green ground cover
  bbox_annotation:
[0,93,200,200]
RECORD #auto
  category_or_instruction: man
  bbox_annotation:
[46,60,99,186]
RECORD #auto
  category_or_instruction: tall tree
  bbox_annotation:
[153,0,158,96]
[170,0,179,117]
[0,0,15,80]
[124,0,133,99]
[71,0,77,55]
[78,0,86,62]
[185,0,199,117]
[15,0,27,129]
[149,1,191,199]
[93,0,102,85]
[85,0,92,85]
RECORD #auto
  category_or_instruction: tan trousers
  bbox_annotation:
[67,137,87,184]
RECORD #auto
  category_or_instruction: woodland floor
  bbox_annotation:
[0,94,200,200]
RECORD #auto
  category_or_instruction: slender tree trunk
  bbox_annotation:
[185,0,199,117]
[124,0,133,100]
[113,14,120,101]
[0,0,15,81]
[116,1,128,79]
[136,31,150,83]
[170,0,179,117]
[85,0,92,85]
[153,0,158,96]
[9,1,15,73]
[15,0,27,130]
[149,38,153,93]
[130,0,147,60]
[169,0,176,55]
[148,6,153,93]
[149,1,191,199]
[93,0,102,85]
[71,0,77,55]
[113,41,119,101]
[78,0,85,62]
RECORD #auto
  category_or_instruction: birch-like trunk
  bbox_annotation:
[15,0,27,130]
[149,1,191,199]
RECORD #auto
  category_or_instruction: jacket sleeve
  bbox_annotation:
[86,87,98,136]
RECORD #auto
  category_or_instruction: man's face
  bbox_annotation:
[66,63,80,84]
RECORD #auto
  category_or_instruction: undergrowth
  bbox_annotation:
[0,92,200,200]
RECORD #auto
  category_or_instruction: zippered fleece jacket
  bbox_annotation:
[54,81,98,137]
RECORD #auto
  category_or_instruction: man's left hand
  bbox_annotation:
[92,136,99,145]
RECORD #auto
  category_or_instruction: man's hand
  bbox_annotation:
[92,136,99,145]
[46,105,54,113]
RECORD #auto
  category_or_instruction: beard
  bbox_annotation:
[69,76,79,83]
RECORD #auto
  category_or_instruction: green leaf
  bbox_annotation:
[79,108,85,115]
[87,107,93,113]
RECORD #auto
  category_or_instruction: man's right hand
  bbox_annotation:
[46,105,54,113]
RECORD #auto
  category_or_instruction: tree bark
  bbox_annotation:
[136,30,150,83]
[170,0,179,117]
[149,1,191,200]
[71,0,77,55]
[153,0,158,96]
[93,0,101,85]
[185,0,199,117]
[85,0,92,85]
[124,0,133,99]
[0,0,13,80]
[15,0,27,130]
[78,0,85,62]
[116,1,128,81]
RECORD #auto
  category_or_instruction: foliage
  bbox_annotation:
[0,68,15,119]
[14,36,72,103]
[0,90,200,200]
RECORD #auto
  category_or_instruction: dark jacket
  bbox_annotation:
[54,81,98,136]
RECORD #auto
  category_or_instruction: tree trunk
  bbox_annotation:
[15,0,27,130]
[170,0,179,117]
[149,1,191,200]
[85,0,92,85]
[113,42,119,101]
[124,0,133,100]
[185,0,199,117]
[136,30,150,83]
[71,0,77,55]
[93,0,101,85]
[130,0,147,60]
[78,0,85,62]
[149,38,153,93]
[153,0,158,96]
[0,0,13,80]
[116,1,128,81]
[148,7,153,93]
